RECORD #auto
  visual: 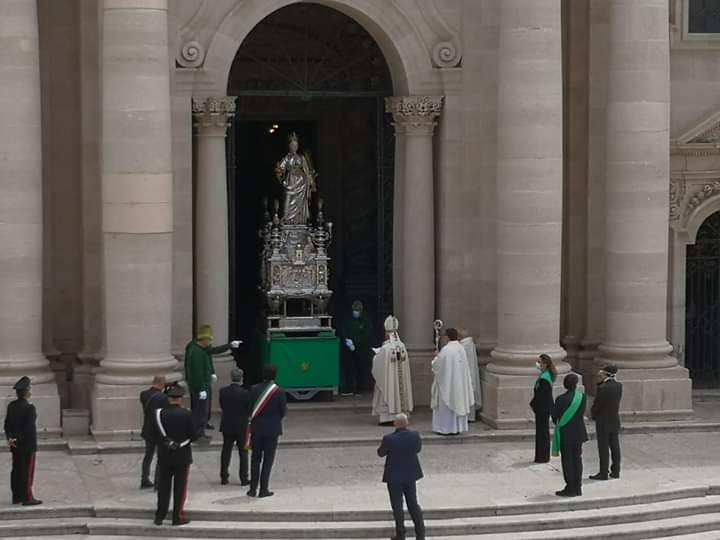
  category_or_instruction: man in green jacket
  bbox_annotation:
[338,300,374,396]
[184,324,240,439]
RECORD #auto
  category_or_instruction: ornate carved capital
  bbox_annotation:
[385,96,444,135]
[192,96,237,135]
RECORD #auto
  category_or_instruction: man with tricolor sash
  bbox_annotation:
[551,373,588,497]
[245,363,287,498]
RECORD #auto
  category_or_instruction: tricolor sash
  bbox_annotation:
[551,389,584,457]
[244,383,280,450]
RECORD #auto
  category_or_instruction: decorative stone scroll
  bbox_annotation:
[177,40,205,68]
[432,41,461,68]
[385,96,444,134]
[191,96,237,133]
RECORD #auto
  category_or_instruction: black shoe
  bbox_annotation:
[534,458,550,464]
[154,518,163,526]
[198,435,212,444]
[589,473,608,481]
[247,489,257,497]
[220,478,229,485]
[258,491,274,498]
[172,518,191,526]
[390,535,406,540]
[206,423,215,430]
[555,489,572,497]
[140,480,155,489]
[22,499,42,506]
[610,472,620,479]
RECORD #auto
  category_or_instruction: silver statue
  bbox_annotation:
[274,133,317,225]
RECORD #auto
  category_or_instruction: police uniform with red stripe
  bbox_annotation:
[4,376,41,506]
[152,384,197,526]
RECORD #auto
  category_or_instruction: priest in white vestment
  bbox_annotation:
[459,329,482,422]
[431,328,475,435]
[371,316,414,425]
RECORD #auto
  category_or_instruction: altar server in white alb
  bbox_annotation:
[458,329,482,422]
[371,316,414,425]
[431,328,475,435]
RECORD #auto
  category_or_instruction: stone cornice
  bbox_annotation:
[385,96,444,134]
[671,109,720,155]
[192,96,236,133]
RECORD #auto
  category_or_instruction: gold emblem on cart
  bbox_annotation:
[300,361,311,372]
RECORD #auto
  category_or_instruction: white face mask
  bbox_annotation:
[535,362,543,371]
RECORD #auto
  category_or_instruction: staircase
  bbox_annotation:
[3,486,720,538]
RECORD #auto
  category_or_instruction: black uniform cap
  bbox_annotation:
[13,376,30,391]
[166,384,185,398]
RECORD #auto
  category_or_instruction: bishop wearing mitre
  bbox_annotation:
[431,327,475,435]
[371,316,414,425]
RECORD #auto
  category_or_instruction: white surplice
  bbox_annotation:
[431,340,475,434]
[371,338,413,424]
[460,336,482,421]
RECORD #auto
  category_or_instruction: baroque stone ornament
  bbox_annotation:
[669,178,686,223]
[385,96,444,134]
[684,181,720,221]
[432,41,461,68]
[191,96,237,132]
[178,40,205,68]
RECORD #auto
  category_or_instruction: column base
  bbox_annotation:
[479,369,583,429]
[614,366,693,421]
[0,381,61,438]
[407,348,435,407]
[90,382,147,439]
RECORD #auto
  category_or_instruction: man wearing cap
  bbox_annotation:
[152,384,197,526]
[184,324,241,439]
[338,300,374,396]
[219,368,251,485]
[371,316,414,425]
[139,375,169,489]
[590,365,623,481]
[4,376,41,505]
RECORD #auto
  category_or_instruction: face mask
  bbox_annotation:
[352,310,361,319]
[535,362,543,371]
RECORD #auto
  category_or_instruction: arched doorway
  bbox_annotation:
[686,211,720,385]
[227,3,394,382]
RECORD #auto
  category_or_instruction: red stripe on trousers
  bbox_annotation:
[26,452,36,501]
[178,465,190,522]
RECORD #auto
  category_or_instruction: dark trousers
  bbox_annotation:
[190,391,208,436]
[250,434,278,494]
[534,414,550,463]
[560,443,583,495]
[596,428,621,477]
[10,450,36,503]
[387,482,425,539]
[155,460,190,523]
[207,387,213,424]
[341,348,368,394]
[221,433,249,482]
[141,438,159,484]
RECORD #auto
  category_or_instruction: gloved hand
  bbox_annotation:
[230,340,242,348]
[211,374,218,383]
[199,390,208,400]
[345,338,355,351]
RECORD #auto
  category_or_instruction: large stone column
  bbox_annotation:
[386,96,443,406]
[596,0,691,418]
[482,0,570,428]
[92,0,179,437]
[0,0,60,434]
[192,96,236,345]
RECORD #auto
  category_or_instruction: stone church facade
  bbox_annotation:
[1,0,719,436]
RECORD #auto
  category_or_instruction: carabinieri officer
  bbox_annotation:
[4,376,41,506]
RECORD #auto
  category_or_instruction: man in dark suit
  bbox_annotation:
[552,373,588,497]
[4,376,41,506]
[247,363,287,498]
[590,364,622,480]
[219,368,251,485]
[140,375,169,489]
[152,384,197,527]
[377,413,425,540]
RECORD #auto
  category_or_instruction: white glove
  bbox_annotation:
[230,340,242,348]
[372,347,381,354]
[211,374,218,383]
[199,390,208,400]
[345,339,355,351]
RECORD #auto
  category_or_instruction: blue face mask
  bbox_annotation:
[352,310,361,319]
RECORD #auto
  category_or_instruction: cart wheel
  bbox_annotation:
[288,390,319,401]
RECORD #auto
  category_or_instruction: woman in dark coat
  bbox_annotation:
[530,353,556,463]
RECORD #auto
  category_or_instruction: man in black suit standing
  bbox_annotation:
[552,373,588,497]
[219,368,251,485]
[152,384,197,527]
[4,377,41,506]
[140,375,169,489]
[247,363,287,498]
[377,413,425,540]
[590,364,623,480]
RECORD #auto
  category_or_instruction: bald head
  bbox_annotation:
[152,375,166,389]
[394,413,409,428]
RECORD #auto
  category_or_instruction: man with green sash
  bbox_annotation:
[551,373,587,497]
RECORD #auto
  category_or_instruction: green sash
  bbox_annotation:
[551,389,583,457]
[536,370,553,389]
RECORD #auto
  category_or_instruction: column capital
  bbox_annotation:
[192,96,237,135]
[385,96,443,135]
